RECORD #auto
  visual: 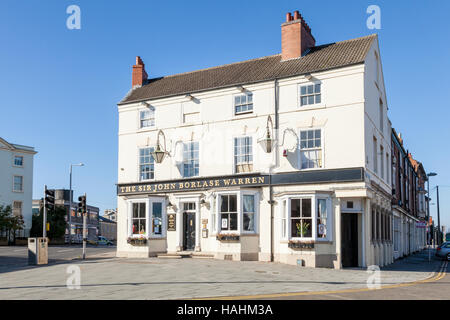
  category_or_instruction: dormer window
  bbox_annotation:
[300,83,321,106]
[234,93,253,115]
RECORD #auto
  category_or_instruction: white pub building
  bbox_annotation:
[116,11,394,268]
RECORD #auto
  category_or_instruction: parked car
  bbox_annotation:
[97,236,113,245]
[87,238,98,245]
[435,242,450,260]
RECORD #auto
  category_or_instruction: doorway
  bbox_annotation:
[182,202,196,251]
[341,213,358,267]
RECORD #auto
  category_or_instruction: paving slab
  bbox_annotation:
[0,249,443,300]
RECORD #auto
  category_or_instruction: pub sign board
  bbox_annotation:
[116,168,364,196]
[167,214,176,231]
[117,174,269,196]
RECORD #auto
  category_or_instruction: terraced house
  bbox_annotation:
[116,11,414,268]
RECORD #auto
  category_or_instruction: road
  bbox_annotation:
[0,245,116,273]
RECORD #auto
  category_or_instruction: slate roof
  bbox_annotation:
[119,34,376,105]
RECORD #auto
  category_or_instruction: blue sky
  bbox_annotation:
[1,0,449,231]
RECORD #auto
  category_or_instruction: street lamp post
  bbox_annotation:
[426,172,437,247]
[68,163,84,245]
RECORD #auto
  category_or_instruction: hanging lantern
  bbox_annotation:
[150,130,168,163]
[258,115,275,153]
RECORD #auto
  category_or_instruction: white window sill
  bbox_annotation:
[298,104,326,111]
[137,126,157,133]
[232,113,256,120]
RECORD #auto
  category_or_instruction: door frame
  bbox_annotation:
[182,206,196,251]
[341,212,359,267]
[176,196,201,252]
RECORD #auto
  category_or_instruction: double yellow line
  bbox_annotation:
[194,261,448,300]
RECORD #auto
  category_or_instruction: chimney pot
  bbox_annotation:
[294,11,300,20]
[286,12,292,22]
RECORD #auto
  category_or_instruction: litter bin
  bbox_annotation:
[28,237,48,265]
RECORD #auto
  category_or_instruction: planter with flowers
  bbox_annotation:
[288,221,314,249]
[216,233,240,242]
[127,236,147,246]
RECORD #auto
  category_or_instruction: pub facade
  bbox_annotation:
[116,11,395,268]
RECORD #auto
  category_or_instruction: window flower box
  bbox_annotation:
[288,240,315,249]
[216,234,240,242]
[127,237,147,246]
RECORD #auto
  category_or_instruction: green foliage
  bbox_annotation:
[0,204,25,242]
[30,205,67,239]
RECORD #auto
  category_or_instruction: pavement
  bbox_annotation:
[0,245,116,274]
[0,247,446,300]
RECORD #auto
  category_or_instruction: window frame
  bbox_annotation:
[182,141,200,178]
[127,197,166,239]
[12,201,22,217]
[139,107,155,129]
[13,155,24,167]
[138,147,155,181]
[215,190,259,235]
[12,175,24,193]
[373,137,378,174]
[233,135,254,174]
[233,92,254,115]
[298,81,323,108]
[280,194,332,242]
[298,128,324,170]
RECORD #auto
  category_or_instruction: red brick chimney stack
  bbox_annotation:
[281,11,315,61]
[132,56,148,87]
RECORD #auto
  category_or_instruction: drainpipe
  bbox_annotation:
[269,79,279,262]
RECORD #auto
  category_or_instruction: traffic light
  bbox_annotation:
[78,195,86,215]
[45,187,55,211]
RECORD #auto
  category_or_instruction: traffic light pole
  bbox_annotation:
[43,185,47,238]
[437,186,441,245]
[82,193,87,260]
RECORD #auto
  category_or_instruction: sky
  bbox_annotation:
[1,0,449,230]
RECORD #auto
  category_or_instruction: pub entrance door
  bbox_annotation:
[341,213,358,267]
[182,203,196,251]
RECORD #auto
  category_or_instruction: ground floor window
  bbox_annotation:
[316,199,327,238]
[128,198,166,238]
[152,202,162,235]
[132,202,146,235]
[280,194,331,241]
[243,194,255,232]
[216,191,259,234]
[220,194,237,231]
[290,198,312,238]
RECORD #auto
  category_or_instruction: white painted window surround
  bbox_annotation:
[234,92,253,115]
[127,197,166,239]
[215,190,259,235]
[280,194,332,241]
[13,175,23,192]
[299,129,323,169]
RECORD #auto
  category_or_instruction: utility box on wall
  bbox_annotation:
[28,237,48,265]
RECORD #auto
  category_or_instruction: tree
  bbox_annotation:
[0,205,25,244]
[30,205,67,240]
[0,205,12,237]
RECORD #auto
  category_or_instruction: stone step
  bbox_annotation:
[156,254,184,259]
[156,252,215,259]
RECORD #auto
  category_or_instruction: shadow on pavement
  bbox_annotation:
[0,255,115,275]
